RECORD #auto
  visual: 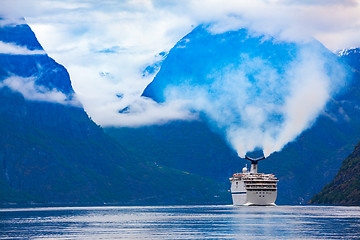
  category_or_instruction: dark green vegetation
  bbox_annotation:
[310,141,360,205]
[0,21,229,206]
[106,121,240,183]
[111,25,360,204]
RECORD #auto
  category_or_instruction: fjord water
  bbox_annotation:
[1,205,359,239]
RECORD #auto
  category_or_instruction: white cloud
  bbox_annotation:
[0,41,46,55]
[188,0,360,49]
[0,0,359,154]
[0,18,26,27]
[19,0,195,126]
[98,98,197,127]
[0,76,81,106]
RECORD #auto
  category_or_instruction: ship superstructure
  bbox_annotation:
[230,156,278,206]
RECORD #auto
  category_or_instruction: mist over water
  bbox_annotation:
[144,26,348,157]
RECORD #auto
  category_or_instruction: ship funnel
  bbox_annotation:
[245,156,265,174]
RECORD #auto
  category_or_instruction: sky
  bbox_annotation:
[1,0,360,155]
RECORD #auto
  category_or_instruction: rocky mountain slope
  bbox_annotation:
[0,20,228,206]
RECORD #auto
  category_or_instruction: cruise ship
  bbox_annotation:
[229,156,278,206]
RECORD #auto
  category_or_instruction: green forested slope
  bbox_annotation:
[0,21,230,206]
[310,141,360,205]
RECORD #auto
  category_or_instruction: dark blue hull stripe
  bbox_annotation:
[232,192,246,195]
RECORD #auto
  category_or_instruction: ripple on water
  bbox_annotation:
[0,205,360,239]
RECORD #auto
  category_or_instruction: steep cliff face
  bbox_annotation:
[309,141,360,205]
[0,21,74,95]
[0,21,229,206]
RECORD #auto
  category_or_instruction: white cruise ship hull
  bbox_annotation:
[232,190,277,206]
[230,171,278,206]
[230,157,278,206]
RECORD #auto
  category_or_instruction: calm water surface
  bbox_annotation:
[0,205,359,239]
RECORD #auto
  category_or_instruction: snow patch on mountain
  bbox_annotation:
[337,47,360,57]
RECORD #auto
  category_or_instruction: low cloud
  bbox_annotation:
[0,18,26,27]
[0,0,359,150]
[98,97,196,127]
[0,41,46,55]
[0,76,81,106]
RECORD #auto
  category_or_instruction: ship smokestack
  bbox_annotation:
[245,156,265,174]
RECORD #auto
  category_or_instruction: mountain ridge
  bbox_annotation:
[0,20,229,206]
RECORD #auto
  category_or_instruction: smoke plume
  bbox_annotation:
[150,27,347,157]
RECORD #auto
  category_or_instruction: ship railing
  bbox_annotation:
[245,185,277,189]
[242,180,278,183]
[246,188,277,191]
[230,177,279,182]
[244,181,278,184]
[245,184,276,187]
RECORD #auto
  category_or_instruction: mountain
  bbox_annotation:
[308,48,360,205]
[309,141,360,205]
[106,121,240,183]
[142,25,341,103]
[4,20,358,206]
[107,26,360,204]
[0,20,229,206]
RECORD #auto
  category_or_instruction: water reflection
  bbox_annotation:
[1,205,359,239]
